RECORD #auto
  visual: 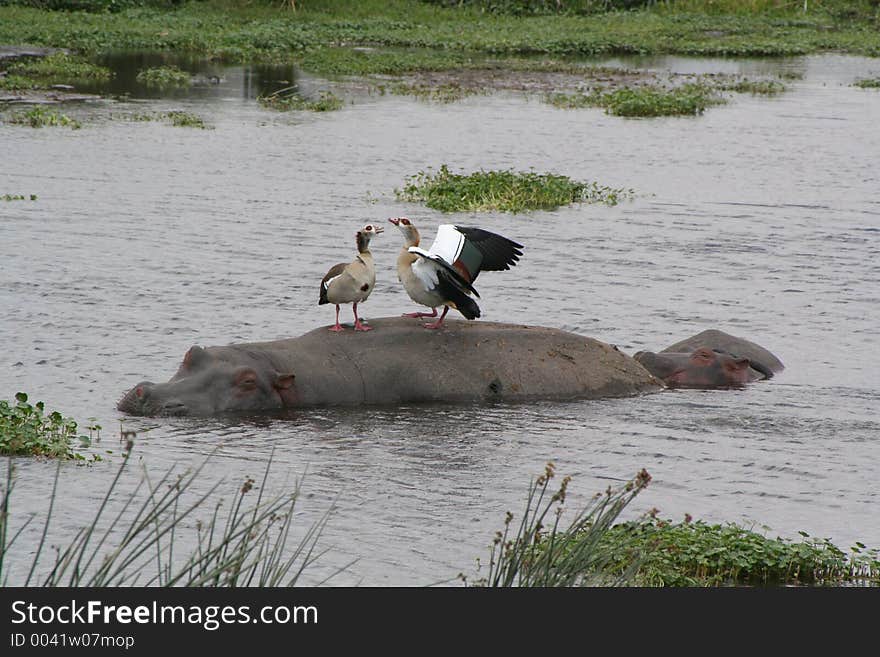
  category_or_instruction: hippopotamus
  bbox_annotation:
[117,317,663,416]
[634,329,784,389]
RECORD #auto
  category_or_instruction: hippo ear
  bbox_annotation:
[273,373,296,390]
[725,357,751,372]
[183,345,209,369]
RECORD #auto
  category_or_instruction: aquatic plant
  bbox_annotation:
[548,82,723,116]
[389,81,481,103]
[465,464,652,587]
[257,89,344,112]
[135,65,192,88]
[5,106,81,128]
[588,517,880,586]
[7,52,111,82]
[1,1,879,65]
[0,393,93,460]
[1,194,37,201]
[467,463,880,587]
[715,77,787,95]
[0,442,338,587]
[0,74,38,90]
[164,110,209,128]
[397,165,631,212]
[853,77,880,88]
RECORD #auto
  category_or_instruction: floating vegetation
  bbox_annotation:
[6,106,81,128]
[547,82,723,117]
[715,78,787,95]
[389,81,481,103]
[108,110,210,128]
[7,53,111,83]
[0,443,336,586]
[0,74,38,91]
[257,89,344,112]
[0,393,96,460]
[165,110,208,128]
[397,165,632,213]
[854,77,880,89]
[1,194,37,201]
[587,517,880,587]
[135,65,192,88]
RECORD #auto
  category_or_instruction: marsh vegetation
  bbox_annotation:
[397,165,632,212]
[0,393,96,460]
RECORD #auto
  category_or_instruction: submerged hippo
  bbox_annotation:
[118,318,662,416]
[634,329,784,389]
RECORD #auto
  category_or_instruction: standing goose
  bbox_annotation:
[319,223,383,332]
[388,218,523,329]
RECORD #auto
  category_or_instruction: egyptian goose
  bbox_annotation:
[388,218,522,329]
[319,223,383,332]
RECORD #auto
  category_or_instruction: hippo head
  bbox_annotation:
[634,347,759,389]
[117,345,296,416]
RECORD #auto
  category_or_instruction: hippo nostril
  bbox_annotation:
[161,401,188,416]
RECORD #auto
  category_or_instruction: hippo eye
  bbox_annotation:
[234,369,258,390]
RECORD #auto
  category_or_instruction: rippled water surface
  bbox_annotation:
[1,53,878,585]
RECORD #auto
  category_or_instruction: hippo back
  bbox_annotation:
[660,329,784,376]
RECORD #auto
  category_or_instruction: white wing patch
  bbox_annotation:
[429,225,465,263]
[411,257,440,291]
[323,274,343,290]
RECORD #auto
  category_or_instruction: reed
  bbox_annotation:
[0,440,339,587]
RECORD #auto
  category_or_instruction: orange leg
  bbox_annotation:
[353,302,372,331]
[328,305,344,332]
[423,306,449,330]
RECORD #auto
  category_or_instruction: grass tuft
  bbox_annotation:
[5,106,80,128]
[135,65,192,88]
[465,464,652,587]
[853,77,880,88]
[397,164,632,212]
[257,89,344,112]
[7,52,112,83]
[548,82,724,116]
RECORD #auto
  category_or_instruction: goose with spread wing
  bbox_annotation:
[388,218,522,329]
[319,223,383,332]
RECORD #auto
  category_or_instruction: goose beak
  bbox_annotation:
[374,225,385,234]
[388,218,400,226]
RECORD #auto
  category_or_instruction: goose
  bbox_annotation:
[319,223,383,332]
[388,218,522,329]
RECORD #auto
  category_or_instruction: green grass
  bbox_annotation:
[466,463,880,587]
[6,52,112,82]
[257,89,344,111]
[715,77,787,94]
[590,517,880,586]
[0,74,40,90]
[5,106,81,128]
[854,77,880,88]
[0,442,337,586]
[388,81,482,103]
[0,1,878,69]
[135,64,192,87]
[397,165,632,212]
[164,109,209,127]
[0,393,97,460]
[548,81,724,116]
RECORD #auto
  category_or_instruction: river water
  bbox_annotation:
[1,53,878,585]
